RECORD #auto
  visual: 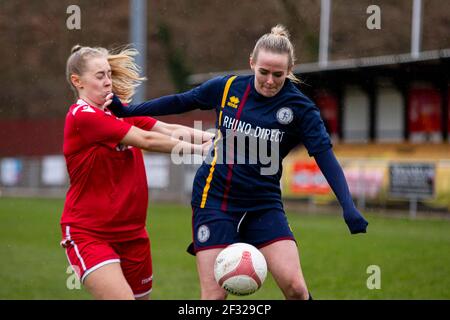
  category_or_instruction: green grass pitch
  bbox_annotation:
[0,197,449,299]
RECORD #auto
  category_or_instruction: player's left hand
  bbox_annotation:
[343,206,368,234]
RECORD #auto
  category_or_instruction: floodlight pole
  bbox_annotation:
[319,0,331,68]
[130,0,147,103]
[411,0,422,59]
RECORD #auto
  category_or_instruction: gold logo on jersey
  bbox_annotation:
[227,96,240,109]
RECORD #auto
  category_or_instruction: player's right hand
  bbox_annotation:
[108,94,125,115]
[201,139,213,157]
[202,131,216,143]
[102,93,114,110]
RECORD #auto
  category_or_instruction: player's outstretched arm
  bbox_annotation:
[151,121,215,145]
[108,92,198,118]
[121,126,211,155]
[314,148,369,234]
[108,76,224,117]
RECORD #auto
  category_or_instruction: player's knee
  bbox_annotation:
[84,277,135,300]
[284,280,309,300]
[92,288,135,300]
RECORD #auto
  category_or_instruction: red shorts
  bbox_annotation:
[61,225,152,298]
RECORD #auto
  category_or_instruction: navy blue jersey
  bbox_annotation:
[111,75,331,212]
[109,75,369,234]
[184,75,332,212]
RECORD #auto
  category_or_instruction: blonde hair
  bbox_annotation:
[66,45,146,103]
[251,24,300,84]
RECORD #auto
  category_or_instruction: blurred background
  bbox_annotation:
[0,0,449,214]
[0,0,449,299]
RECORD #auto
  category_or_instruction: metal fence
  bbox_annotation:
[0,154,200,203]
[1,154,449,216]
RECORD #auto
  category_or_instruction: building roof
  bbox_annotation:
[188,49,450,85]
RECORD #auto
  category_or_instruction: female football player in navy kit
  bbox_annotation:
[61,45,212,300]
[108,25,369,300]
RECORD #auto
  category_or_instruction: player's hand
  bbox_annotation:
[202,132,215,143]
[201,139,213,157]
[102,93,114,109]
[343,206,368,234]
[108,94,125,115]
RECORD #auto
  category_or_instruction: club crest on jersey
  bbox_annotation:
[276,107,294,125]
[115,143,132,151]
[227,96,240,109]
[197,225,210,243]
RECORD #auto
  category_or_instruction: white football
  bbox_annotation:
[214,242,267,296]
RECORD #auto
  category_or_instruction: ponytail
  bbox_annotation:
[66,45,146,102]
[251,24,301,84]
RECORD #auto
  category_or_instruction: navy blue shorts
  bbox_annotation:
[187,206,296,255]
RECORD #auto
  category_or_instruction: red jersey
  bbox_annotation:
[61,99,157,241]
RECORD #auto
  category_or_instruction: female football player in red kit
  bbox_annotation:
[60,45,212,300]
